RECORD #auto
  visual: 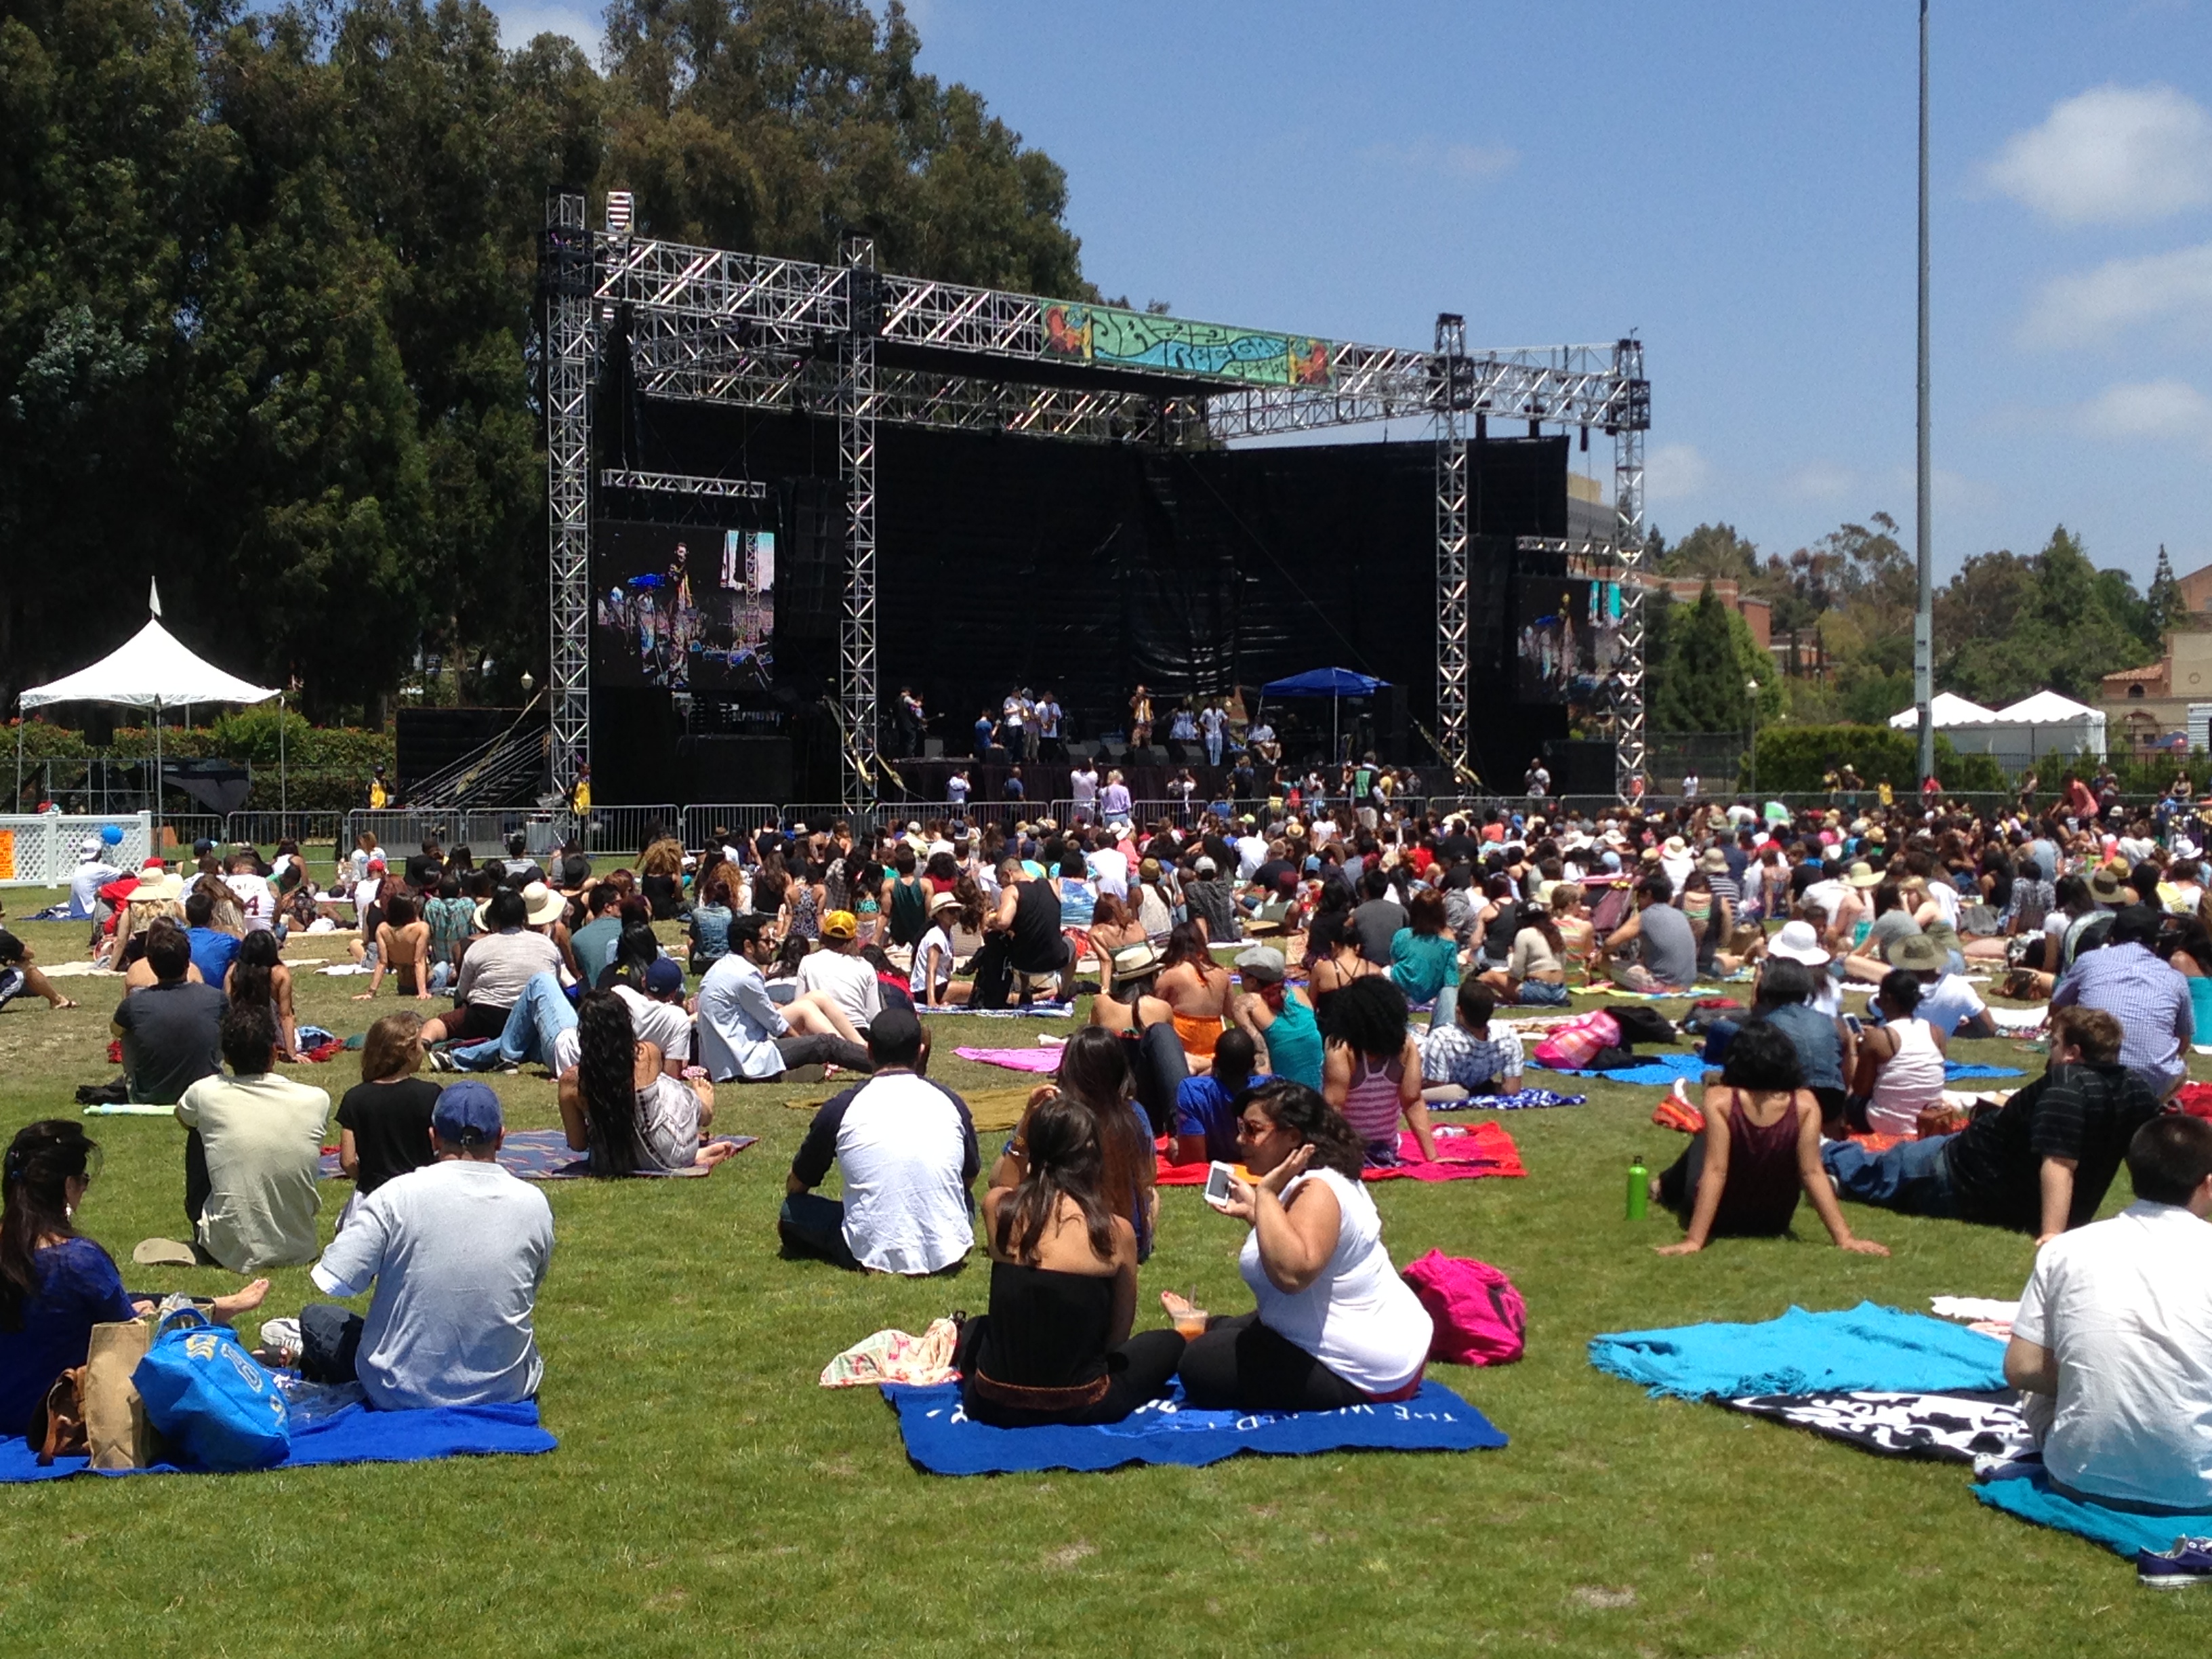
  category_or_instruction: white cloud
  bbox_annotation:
[1779,462,1856,503]
[2020,241,2212,346]
[1359,138,1519,183]
[2078,377,2212,441]
[1643,443,1713,504]
[1983,83,2212,226]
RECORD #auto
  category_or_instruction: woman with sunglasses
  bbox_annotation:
[0,1122,268,1436]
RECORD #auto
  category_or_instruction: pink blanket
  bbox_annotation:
[953,1046,1065,1073]
[1157,1124,1525,1184]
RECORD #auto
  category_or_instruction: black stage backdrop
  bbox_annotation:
[592,387,1569,802]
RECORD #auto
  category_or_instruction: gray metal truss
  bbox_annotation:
[545,192,594,807]
[839,238,880,810]
[1433,314,1471,779]
[598,469,769,501]
[1611,340,1650,801]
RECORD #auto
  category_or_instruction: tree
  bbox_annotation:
[1653,583,1751,733]
[2148,544,2183,638]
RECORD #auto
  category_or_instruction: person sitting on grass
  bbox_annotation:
[1420,980,1523,1103]
[558,990,733,1176]
[994,1028,1160,1261]
[0,898,77,1013]
[352,889,431,1002]
[695,914,871,1084]
[1171,1081,1434,1412]
[1173,1027,1269,1165]
[2006,1115,2212,1543]
[336,1012,442,1204]
[1849,968,1949,1139]
[1226,944,1324,1092]
[0,1122,268,1439]
[780,1008,979,1274]
[957,1092,1184,1427]
[110,920,226,1108]
[172,1004,332,1271]
[1602,874,1698,994]
[1822,1006,2159,1238]
[1322,975,1439,1166]
[908,890,973,1008]
[1651,1023,1887,1258]
[299,1082,553,1411]
[224,928,301,1061]
[1387,888,1458,1007]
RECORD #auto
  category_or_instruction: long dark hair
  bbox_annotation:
[1242,1080,1366,1181]
[229,927,281,1010]
[1050,1027,1153,1209]
[0,1122,101,1332]
[1159,920,1214,975]
[607,921,660,987]
[573,991,645,1176]
[994,1093,1117,1266]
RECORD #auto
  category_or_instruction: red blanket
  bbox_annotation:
[1155,1122,1525,1185]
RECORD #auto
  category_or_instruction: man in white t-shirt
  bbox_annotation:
[610,958,695,1069]
[68,838,125,920]
[1086,840,1130,901]
[301,1081,554,1410]
[1234,824,1269,882]
[779,1010,979,1273]
[796,909,883,1034]
[223,851,276,934]
[2007,1115,2212,1540]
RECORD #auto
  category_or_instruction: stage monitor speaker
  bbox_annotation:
[679,735,792,803]
[1543,739,1616,798]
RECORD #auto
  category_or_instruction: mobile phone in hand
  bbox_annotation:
[1204,1162,1235,1206]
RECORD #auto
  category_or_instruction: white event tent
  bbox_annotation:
[16,598,281,837]
[1887,689,2106,768]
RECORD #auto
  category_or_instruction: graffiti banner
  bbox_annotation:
[1043,304,1331,388]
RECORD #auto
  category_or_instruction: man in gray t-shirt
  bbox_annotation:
[1604,875,1698,991]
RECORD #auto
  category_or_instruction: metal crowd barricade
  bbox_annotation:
[680,804,785,851]
[158,813,225,855]
[224,811,344,851]
[574,804,682,858]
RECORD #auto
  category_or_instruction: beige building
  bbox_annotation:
[2102,629,2212,754]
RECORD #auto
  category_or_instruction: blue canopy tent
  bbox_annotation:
[1258,668,1391,766]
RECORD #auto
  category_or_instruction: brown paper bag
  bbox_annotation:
[84,1317,164,1470]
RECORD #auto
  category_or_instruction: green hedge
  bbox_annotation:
[1753,724,2006,794]
[8,716,392,772]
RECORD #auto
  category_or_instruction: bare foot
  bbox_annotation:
[209,1277,272,1322]
[1159,1289,1195,1317]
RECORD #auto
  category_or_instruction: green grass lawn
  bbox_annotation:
[0,890,2197,1656]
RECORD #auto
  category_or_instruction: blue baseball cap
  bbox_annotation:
[432,1080,504,1146]
[644,958,685,995]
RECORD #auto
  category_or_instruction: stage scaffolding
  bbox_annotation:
[542,191,1650,808]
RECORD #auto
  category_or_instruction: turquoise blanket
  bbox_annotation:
[1589,1301,2008,1400]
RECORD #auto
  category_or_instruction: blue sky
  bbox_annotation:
[496,0,2212,588]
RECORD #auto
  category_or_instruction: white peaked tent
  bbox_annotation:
[1988,691,2107,762]
[1887,691,1997,730]
[16,597,280,837]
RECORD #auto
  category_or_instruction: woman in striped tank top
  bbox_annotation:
[1321,977,1438,1167]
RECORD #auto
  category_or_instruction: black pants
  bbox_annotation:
[772,1033,872,1074]
[1656,1140,1703,1218]
[1176,1313,1373,1412]
[298,1303,365,1384]
[184,1130,209,1227]
[777,1193,861,1269]
[1128,1021,1189,1138]
[954,1315,1185,1427]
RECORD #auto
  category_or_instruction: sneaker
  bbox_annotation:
[2138,1538,2212,1589]
[427,1047,459,1072]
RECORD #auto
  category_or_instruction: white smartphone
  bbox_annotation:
[1204,1162,1236,1206]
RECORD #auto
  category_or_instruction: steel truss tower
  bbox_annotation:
[544,193,594,809]
[541,195,1650,802]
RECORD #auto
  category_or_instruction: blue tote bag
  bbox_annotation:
[132,1307,291,1471]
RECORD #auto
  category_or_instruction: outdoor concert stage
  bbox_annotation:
[589,409,1584,805]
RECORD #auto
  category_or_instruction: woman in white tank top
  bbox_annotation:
[1853,970,1949,1137]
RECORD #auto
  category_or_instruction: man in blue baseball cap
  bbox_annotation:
[296,1080,554,1410]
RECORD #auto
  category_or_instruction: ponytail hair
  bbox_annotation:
[1877,968,1923,1019]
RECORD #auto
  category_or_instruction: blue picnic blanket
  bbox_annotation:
[0,1399,555,1482]
[1975,1468,2212,1558]
[887,1380,1506,1475]
[1429,1088,1586,1111]
[1589,1302,2008,1400]
[1555,1052,2021,1086]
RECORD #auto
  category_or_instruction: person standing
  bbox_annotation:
[1036,690,1063,761]
[1070,757,1100,819]
[1525,758,1550,800]
[1128,684,1153,751]
[1198,699,1229,769]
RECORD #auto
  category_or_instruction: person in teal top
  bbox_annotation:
[1230,945,1324,1091]
[1389,890,1459,1006]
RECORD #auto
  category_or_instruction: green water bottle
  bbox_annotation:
[1626,1153,1650,1221]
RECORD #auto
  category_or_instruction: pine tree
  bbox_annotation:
[2148,544,2183,638]
[1653,583,1751,734]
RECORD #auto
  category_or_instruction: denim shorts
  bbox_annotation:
[1515,979,1570,1006]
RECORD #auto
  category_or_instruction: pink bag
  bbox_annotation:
[1401,1250,1527,1367]
[1529,1010,1619,1071]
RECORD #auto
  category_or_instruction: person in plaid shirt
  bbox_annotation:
[1421,982,1523,1098]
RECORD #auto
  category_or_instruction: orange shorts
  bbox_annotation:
[1172,1013,1224,1058]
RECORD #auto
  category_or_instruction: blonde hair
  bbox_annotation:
[1549,882,1584,916]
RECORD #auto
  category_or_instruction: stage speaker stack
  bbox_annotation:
[678,735,793,802]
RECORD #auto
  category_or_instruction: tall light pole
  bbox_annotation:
[1914,0,1935,785]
